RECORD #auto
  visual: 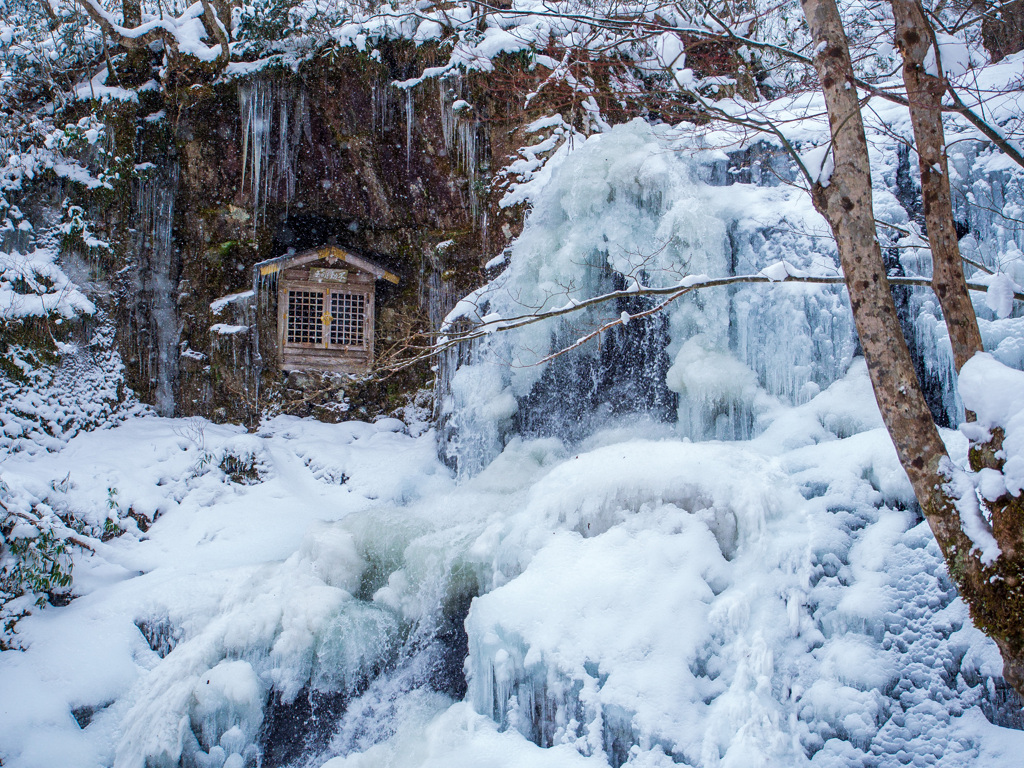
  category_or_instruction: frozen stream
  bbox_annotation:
[2,363,1024,767]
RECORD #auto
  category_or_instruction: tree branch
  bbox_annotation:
[458,1,1024,170]
[0,497,97,553]
[73,0,174,50]
[371,269,1021,377]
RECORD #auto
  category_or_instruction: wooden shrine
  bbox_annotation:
[255,246,399,374]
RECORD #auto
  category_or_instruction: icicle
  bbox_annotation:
[238,79,305,228]
[436,75,485,230]
[461,120,479,223]
[277,93,291,204]
[373,83,392,136]
[439,79,457,154]
[405,87,414,172]
[238,80,271,228]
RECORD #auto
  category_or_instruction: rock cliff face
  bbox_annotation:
[102,43,533,424]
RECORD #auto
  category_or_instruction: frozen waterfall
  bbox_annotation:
[437,119,858,475]
[135,168,181,417]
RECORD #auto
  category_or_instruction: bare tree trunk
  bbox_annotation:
[799,0,952,520]
[799,0,1024,697]
[122,0,141,27]
[891,0,984,373]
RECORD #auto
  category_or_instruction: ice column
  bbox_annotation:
[136,168,180,416]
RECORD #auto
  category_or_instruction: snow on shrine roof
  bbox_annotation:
[254,245,400,285]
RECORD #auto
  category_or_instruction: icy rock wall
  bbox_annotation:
[74,38,546,423]
[165,49,514,423]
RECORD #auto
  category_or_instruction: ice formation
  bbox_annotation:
[3,363,1024,767]
[438,119,859,473]
[437,77,483,225]
[135,171,180,417]
[238,79,311,224]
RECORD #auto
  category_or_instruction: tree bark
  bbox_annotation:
[122,0,141,27]
[75,0,174,51]
[891,0,984,373]
[799,0,1024,697]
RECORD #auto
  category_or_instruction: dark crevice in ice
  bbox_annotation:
[514,272,677,445]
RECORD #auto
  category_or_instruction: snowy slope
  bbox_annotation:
[1,361,1023,768]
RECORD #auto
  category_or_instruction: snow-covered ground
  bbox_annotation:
[2,361,1023,768]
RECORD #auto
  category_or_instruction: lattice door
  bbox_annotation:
[286,290,324,344]
[329,292,366,348]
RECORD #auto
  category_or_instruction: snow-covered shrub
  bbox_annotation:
[235,0,309,46]
[0,467,139,647]
[0,319,141,456]
[218,436,272,485]
[0,246,95,323]
[0,476,75,647]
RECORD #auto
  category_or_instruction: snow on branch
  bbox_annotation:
[73,0,227,68]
